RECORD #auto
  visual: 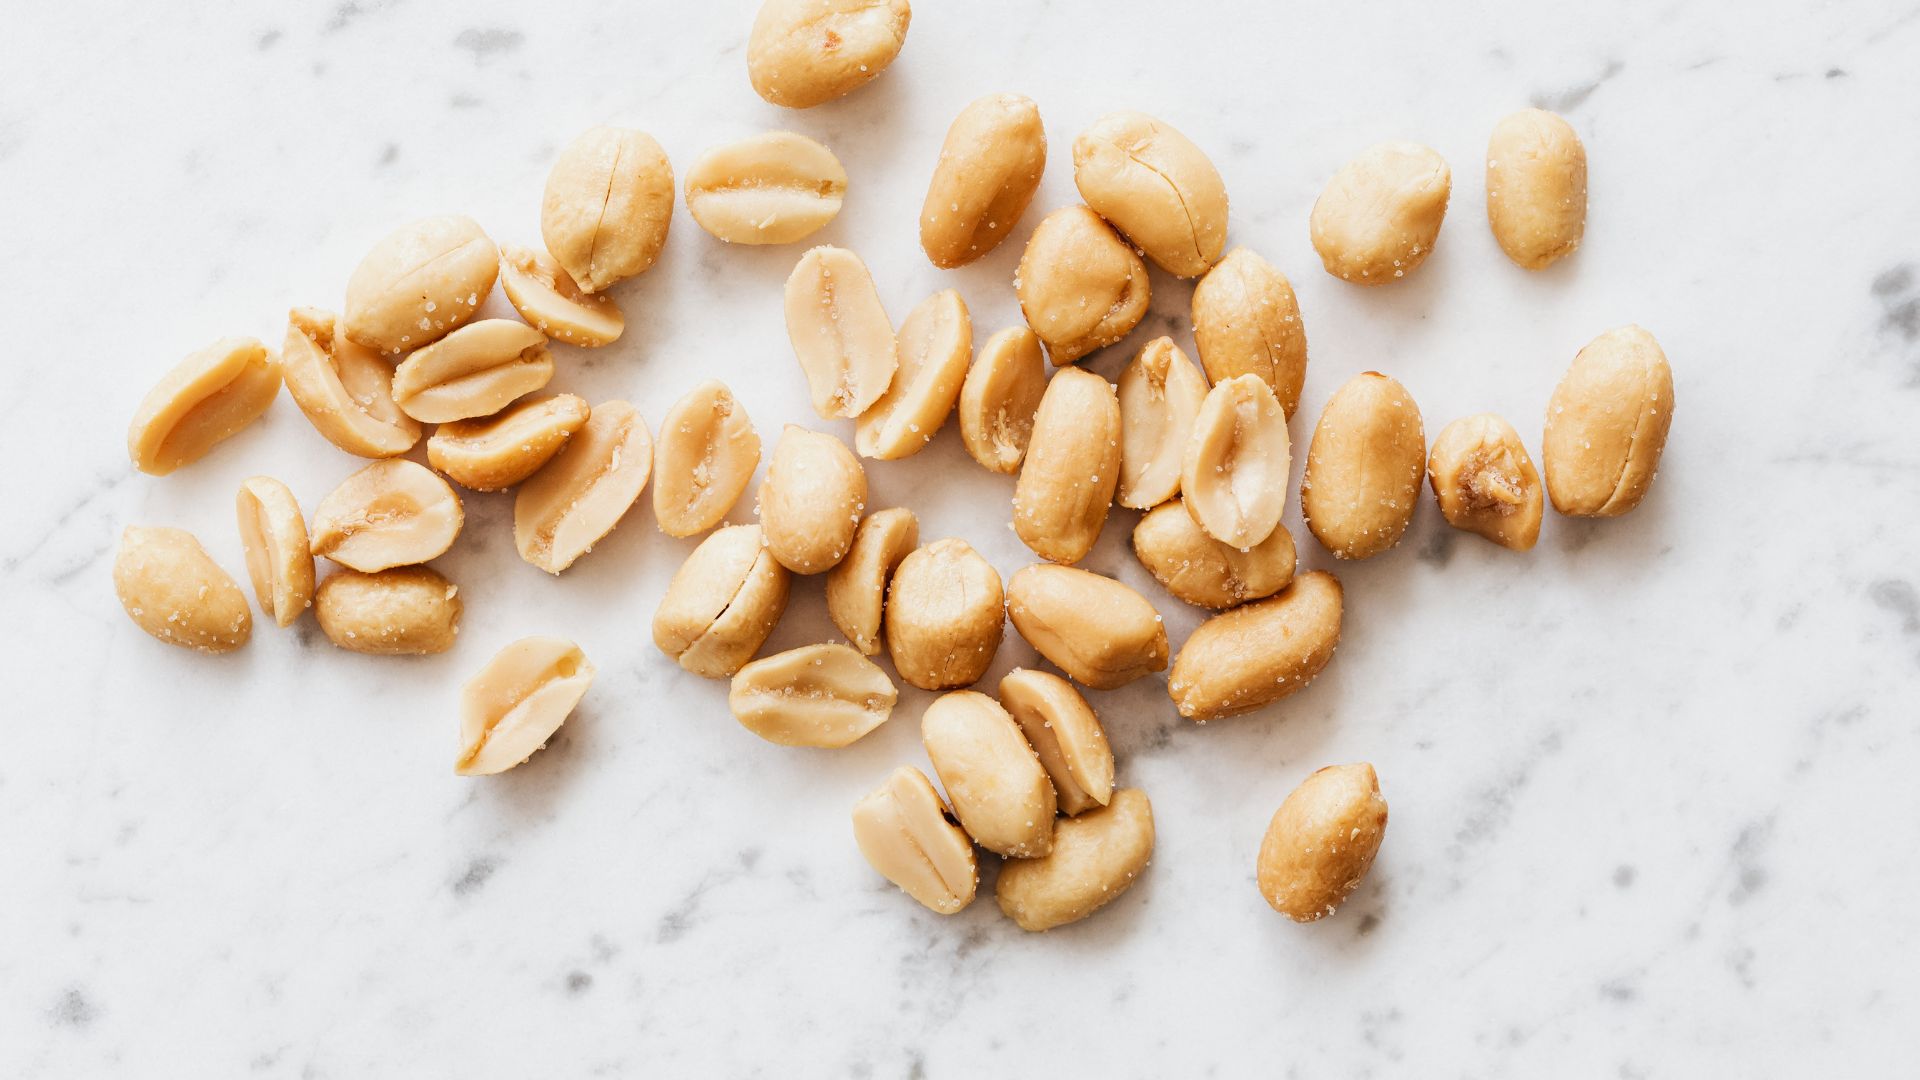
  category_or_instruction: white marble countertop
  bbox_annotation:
[6,0,1919,1074]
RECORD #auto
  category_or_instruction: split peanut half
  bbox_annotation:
[310,459,463,573]
[456,636,595,776]
[652,381,761,538]
[281,307,419,458]
[855,288,971,460]
[1181,373,1289,550]
[314,566,462,655]
[514,400,653,574]
[852,766,978,915]
[427,394,591,492]
[235,476,314,628]
[747,0,912,109]
[685,131,847,245]
[1117,336,1208,510]
[498,245,625,347]
[998,668,1115,817]
[728,643,898,748]
[824,507,918,656]
[957,326,1047,474]
[127,337,281,476]
[390,319,553,424]
[113,526,252,654]
[784,246,898,420]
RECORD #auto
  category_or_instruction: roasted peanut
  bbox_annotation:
[1168,570,1343,721]
[784,246,899,420]
[1015,205,1149,364]
[427,394,591,492]
[390,319,553,424]
[281,307,420,458]
[1301,372,1426,559]
[1486,108,1587,270]
[514,401,653,574]
[1310,142,1451,285]
[1011,366,1121,565]
[455,636,595,776]
[1117,336,1207,510]
[728,643,898,748]
[1132,498,1296,610]
[855,288,971,460]
[996,788,1154,932]
[1258,763,1388,922]
[310,459,463,573]
[652,524,792,678]
[824,507,918,655]
[998,668,1114,817]
[652,381,761,537]
[1006,564,1168,690]
[685,131,846,245]
[921,690,1055,858]
[852,766,978,915]
[342,215,498,354]
[541,127,674,293]
[885,538,1004,690]
[758,425,866,574]
[957,326,1047,474]
[498,245,625,347]
[1072,111,1228,278]
[747,0,911,109]
[920,93,1046,268]
[235,476,314,627]
[113,526,251,653]
[1191,247,1309,418]
[1542,325,1674,517]
[1182,373,1289,550]
[1428,414,1543,550]
[313,566,461,655]
[127,337,281,476]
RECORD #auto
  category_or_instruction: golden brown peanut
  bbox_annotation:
[514,400,653,574]
[885,538,1004,690]
[758,425,866,574]
[921,690,1055,858]
[1006,564,1168,690]
[390,319,553,424]
[1428,414,1543,551]
[1486,108,1587,270]
[281,307,420,458]
[855,289,971,460]
[1191,247,1309,419]
[342,215,499,354]
[728,643,898,748]
[685,131,847,245]
[824,507,918,655]
[1015,205,1150,364]
[1169,571,1342,720]
[652,381,761,537]
[997,668,1114,817]
[920,93,1046,268]
[455,637,595,776]
[427,394,591,492]
[957,326,1047,474]
[1258,763,1389,922]
[1542,325,1675,517]
[498,245,625,347]
[235,476,314,628]
[113,526,251,653]
[1182,374,1289,550]
[541,127,674,293]
[310,459,463,573]
[784,246,899,420]
[1117,337,1207,510]
[127,337,281,476]
[312,567,461,655]
[1310,142,1451,285]
[652,524,792,678]
[746,0,911,109]
[996,788,1154,932]
[851,766,978,915]
[1132,498,1296,610]
[1012,366,1121,565]
[1072,111,1228,278]
[1301,372,1426,559]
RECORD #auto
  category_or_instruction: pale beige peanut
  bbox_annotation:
[685,131,846,245]
[728,643,898,748]
[1182,373,1289,550]
[824,507,918,655]
[455,636,595,776]
[514,400,653,573]
[652,524,791,678]
[281,307,420,458]
[428,394,591,492]
[1258,763,1389,922]
[921,690,1055,858]
[313,567,461,655]
[1301,372,1427,559]
[1192,247,1309,419]
[127,337,281,476]
[885,538,1003,691]
[1310,142,1451,285]
[235,476,314,628]
[957,326,1047,474]
[1132,498,1296,610]
[652,381,761,537]
[498,245,625,347]
[855,289,971,460]
[784,246,899,420]
[920,93,1046,268]
[997,668,1114,817]
[342,215,499,354]
[113,526,251,653]
[1543,325,1675,517]
[747,0,911,109]
[1016,205,1150,364]
[852,766,978,915]
[996,788,1154,932]
[390,319,553,424]
[1011,366,1121,565]
[1169,571,1343,721]
[1117,336,1208,510]
[310,459,463,573]
[1428,414,1543,551]
[541,127,674,293]
[1006,564,1168,690]
[1486,108,1587,270]
[758,425,866,574]
[1072,110,1228,278]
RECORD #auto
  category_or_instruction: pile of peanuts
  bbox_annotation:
[111,0,1674,931]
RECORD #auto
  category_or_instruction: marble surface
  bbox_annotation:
[5,0,1919,1074]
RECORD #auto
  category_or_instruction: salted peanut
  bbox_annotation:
[514,400,653,574]
[1428,414,1543,551]
[1015,206,1149,364]
[758,425,866,574]
[498,245,625,347]
[920,93,1047,268]
[342,215,498,354]
[685,131,847,245]
[652,381,761,537]
[1191,248,1309,419]
[1543,325,1675,517]
[427,394,590,492]
[1117,337,1207,510]
[310,459,463,573]
[390,319,553,424]
[455,637,595,776]
[281,308,420,458]
[746,0,912,109]
[852,766,978,915]
[113,527,251,653]
[856,289,971,460]
[1182,374,1289,550]
[1011,367,1121,565]
[313,567,461,655]
[541,127,674,293]
[1072,111,1228,278]
[784,246,898,420]
[885,538,1003,690]
[1486,108,1587,270]
[996,788,1154,932]
[1258,763,1389,922]
[1132,499,1295,610]
[1005,564,1167,690]
[998,668,1114,817]
[921,690,1054,858]
[234,476,314,627]
[1310,143,1451,285]
[652,524,791,678]
[1168,571,1343,721]
[824,507,918,655]
[127,337,281,476]
[728,643,898,748]
[1301,372,1427,559]
[957,326,1047,473]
